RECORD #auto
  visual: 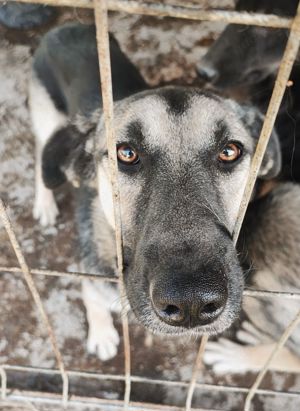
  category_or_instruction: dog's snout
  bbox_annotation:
[197,64,218,83]
[151,277,227,328]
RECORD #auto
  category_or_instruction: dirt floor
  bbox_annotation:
[1,1,300,410]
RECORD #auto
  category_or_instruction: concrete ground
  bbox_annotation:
[1,1,300,410]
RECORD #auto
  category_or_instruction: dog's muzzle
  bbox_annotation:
[150,270,228,329]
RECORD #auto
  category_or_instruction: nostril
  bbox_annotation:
[201,302,219,315]
[160,304,185,324]
[164,304,180,316]
[153,300,186,325]
[199,297,226,324]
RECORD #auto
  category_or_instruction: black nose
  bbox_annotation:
[151,277,227,328]
[197,64,218,83]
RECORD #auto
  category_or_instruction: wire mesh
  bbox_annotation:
[1,0,300,410]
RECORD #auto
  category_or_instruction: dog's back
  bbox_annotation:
[32,23,147,119]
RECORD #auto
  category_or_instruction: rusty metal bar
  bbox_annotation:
[0,266,119,283]
[2,266,300,299]
[233,1,300,243]
[244,308,300,411]
[185,335,208,410]
[0,199,69,406]
[242,289,300,300]
[93,0,131,407]
[2,364,300,400]
[239,2,300,409]
[0,390,222,411]
[6,0,292,28]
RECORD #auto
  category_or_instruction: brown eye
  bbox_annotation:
[117,144,139,165]
[218,143,242,163]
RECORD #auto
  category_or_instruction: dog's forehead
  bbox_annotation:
[115,89,249,152]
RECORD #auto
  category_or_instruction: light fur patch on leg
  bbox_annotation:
[33,151,59,226]
[29,74,67,226]
[82,279,120,361]
[204,338,300,374]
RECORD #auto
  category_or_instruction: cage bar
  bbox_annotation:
[93,0,131,407]
[233,0,300,243]
[7,0,292,28]
[2,266,300,299]
[185,335,209,410]
[2,364,300,401]
[244,308,300,410]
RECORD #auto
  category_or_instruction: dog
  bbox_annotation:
[197,0,299,88]
[197,0,300,183]
[29,22,300,368]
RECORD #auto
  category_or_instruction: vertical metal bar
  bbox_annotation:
[0,199,69,406]
[93,0,131,408]
[233,0,300,243]
[244,308,300,410]
[185,335,208,410]
[0,367,7,399]
[240,2,300,409]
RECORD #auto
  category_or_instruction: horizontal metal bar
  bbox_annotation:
[6,0,292,28]
[1,266,300,299]
[0,390,221,411]
[0,266,119,283]
[3,364,300,400]
[243,288,300,300]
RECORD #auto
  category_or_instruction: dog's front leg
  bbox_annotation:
[204,322,300,374]
[29,76,67,226]
[204,339,300,374]
[82,279,120,361]
[33,138,59,226]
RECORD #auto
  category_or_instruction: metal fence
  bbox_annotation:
[1,0,300,410]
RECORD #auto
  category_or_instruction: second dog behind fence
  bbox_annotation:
[197,0,300,182]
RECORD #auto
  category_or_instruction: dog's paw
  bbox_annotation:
[87,323,120,361]
[203,338,253,374]
[33,192,59,226]
[237,321,272,346]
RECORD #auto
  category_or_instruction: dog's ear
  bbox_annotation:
[228,101,281,180]
[42,123,96,189]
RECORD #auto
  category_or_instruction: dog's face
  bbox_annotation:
[43,87,281,337]
[95,87,280,336]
